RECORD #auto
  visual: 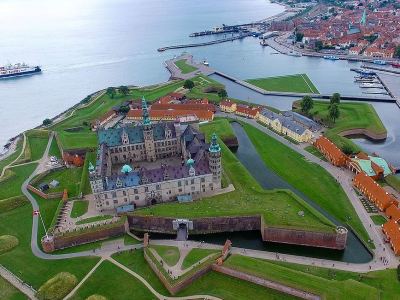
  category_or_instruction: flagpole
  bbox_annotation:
[38,211,49,238]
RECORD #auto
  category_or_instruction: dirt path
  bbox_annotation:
[0,264,37,300]
[0,132,27,179]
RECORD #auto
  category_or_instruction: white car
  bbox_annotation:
[50,156,57,162]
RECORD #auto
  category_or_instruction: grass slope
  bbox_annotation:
[385,175,400,194]
[28,137,49,161]
[69,260,155,300]
[246,74,319,93]
[0,276,28,300]
[295,101,386,154]
[242,123,371,245]
[304,145,328,161]
[0,164,38,200]
[70,201,88,218]
[181,248,219,270]
[370,215,387,226]
[75,215,113,225]
[175,59,198,74]
[48,138,62,158]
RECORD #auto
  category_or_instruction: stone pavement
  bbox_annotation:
[0,264,37,300]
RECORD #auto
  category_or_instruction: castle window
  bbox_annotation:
[134,189,138,194]
[115,156,118,161]
[191,179,194,185]
[156,184,161,190]
[209,183,213,187]
[124,198,128,202]
[113,200,118,204]
[104,194,108,199]
[201,178,205,183]
[106,201,109,205]
[178,181,182,187]
[178,188,182,192]
[135,196,139,200]
[185,180,188,185]
[145,187,148,192]
[112,192,117,198]
[123,147,126,151]
[123,191,126,196]
[191,186,195,190]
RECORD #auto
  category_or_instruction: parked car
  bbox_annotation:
[50,156,57,162]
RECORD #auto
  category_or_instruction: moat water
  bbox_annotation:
[152,122,373,263]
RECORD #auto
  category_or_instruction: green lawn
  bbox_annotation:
[175,59,198,74]
[0,276,28,300]
[370,215,387,226]
[48,137,61,158]
[78,151,96,196]
[242,123,372,246]
[224,255,380,300]
[196,118,236,140]
[132,120,336,234]
[245,74,319,93]
[385,175,400,194]
[28,137,49,161]
[69,260,155,300]
[0,196,100,290]
[0,196,30,214]
[0,137,23,175]
[70,200,88,218]
[304,145,328,162]
[34,167,83,198]
[181,248,219,270]
[56,131,98,151]
[0,164,38,200]
[295,101,387,154]
[75,215,113,225]
[149,245,180,267]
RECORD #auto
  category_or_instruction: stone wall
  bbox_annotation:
[42,219,128,252]
[222,137,239,147]
[27,185,64,199]
[338,128,387,141]
[212,265,321,300]
[128,215,261,234]
[262,226,347,250]
[144,249,214,295]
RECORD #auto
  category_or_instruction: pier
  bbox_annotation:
[361,65,400,75]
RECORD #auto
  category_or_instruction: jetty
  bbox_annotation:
[158,33,251,52]
[361,65,400,75]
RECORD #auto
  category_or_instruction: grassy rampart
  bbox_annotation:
[245,74,319,93]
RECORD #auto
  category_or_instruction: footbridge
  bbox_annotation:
[173,219,193,241]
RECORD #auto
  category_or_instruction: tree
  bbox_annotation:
[217,89,228,99]
[119,86,129,96]
[300,96,314,113]
[183,79,195,91]
[396,45,400,57]
[315,40,323,50]
[82,95,91,104]
[397,264,400,282]
[106,87,116,99]
[43,118,52,126]
[328,103,340,123]
[296,33,304,42]
[330,93,341,106]
[341,144,354,155]
[119,106,130,114]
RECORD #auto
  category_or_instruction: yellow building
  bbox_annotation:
[220,99,237,113]
[258,108,312,143]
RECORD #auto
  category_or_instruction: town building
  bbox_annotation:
[219,99,237,113]
[347,152,394,180]
[353,172,399,211]
[386,204,400,222]
[313,137,348,166]
[89,96,222,211]
[382,219,400,255]
[258,108,313,143]
[91,110,117,131]
[126,109,213,122]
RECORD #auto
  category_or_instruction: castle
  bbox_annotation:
[89,96,222,211]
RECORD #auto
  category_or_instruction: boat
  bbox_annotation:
[359,83,383,88]
[287,51,302,57]
[203,59,209,66]
[354,68,376,75]
[260,37,267,46]
[0,62,41,79]
[374,60,386,65]
[323,56,339,60]
[157,47,165,52]
[392,62,400,68]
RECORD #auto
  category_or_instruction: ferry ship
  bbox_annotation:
[0,62,41,79]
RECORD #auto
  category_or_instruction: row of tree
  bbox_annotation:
[300,93,341,122]
[106,86,130,99]
[183,79,228,99]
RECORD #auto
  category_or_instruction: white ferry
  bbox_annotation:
[0,62,41,79]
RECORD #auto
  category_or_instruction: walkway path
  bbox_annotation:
[0,264,37,300]
[164,53,215,80]
[215,112,398,271]
[108,257,223,300]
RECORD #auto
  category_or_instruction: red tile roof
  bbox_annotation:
[168,92,185,99]
[382,219,400,254]
[315,137,346,161]
[221,99,235,107]
[151,103,216,112]
[127,109,213,120]
[386,204,400,222]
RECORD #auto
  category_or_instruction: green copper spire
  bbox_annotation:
[209,133,221,153]
[360,9,366,25]
[142,96,151,126]
[89,161,95,171]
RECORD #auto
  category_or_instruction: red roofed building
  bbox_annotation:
[364,47,395,58]
[168,92,185,100]
[313,137,348,166]
[73,154,84,167]
[158,96,174,104]
[151,103,216,113]
[386,204,400,222]
[127,109,213,121]
[382,219,400,255]
[220,99,237,113]
[91,110,117,131]
[353,172,399,211]
[235,105,264,118]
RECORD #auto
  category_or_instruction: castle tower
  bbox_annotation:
[208,133,222,186]
[174,118,181,153]
[360,9,366,25]
[142,96,156,162]
[121,127,130,145]
[88,161,104,193]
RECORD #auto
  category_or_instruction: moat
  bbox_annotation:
[151,122,373,263]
